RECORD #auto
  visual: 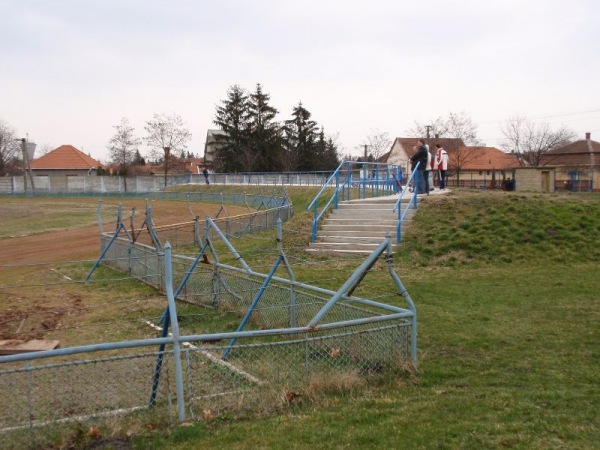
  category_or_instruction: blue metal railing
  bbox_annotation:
[307,161,404,242]
[393,163,420,243]
[189,170,335,187]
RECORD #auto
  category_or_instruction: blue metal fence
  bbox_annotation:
[0,214,417,449]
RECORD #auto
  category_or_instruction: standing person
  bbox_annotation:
[202,167,210,185]
[431,144,442,189]
[434,144,448,190]
[423,143,432,194]
[410,139,428,194]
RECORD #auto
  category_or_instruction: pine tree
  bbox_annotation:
[133,149,145,165]
[213,85,251,172]
[323,137,340,170]
[285,102,318,171]
[314,130,340,171]
[248,84,282,171]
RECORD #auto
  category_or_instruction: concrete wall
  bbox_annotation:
[514,167,556,192]
[0,175,190,194]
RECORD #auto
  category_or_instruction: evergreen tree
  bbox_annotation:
[323,137,340,170]
[314,129,340,171]
[284,102,318,171]
[248,84,282,171]
[314,129,327,170]
[133,149,145,165]
[318,132,340,170]
[213,85,251,172]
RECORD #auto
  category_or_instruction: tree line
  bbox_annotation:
[0,105,581,178]
[406,111,577,168]
[212,84,340,173]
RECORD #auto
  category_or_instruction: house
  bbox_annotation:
[449,146,521,188]
[30,145,102,176]
[204,129,227,169]
[379,137,465,173]
[539,132,600,192]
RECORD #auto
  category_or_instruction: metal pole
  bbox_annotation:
[163,243,186,422]
[307,238,389,328]
[206,216,252,272]
[222,255,283,360]
[163,146,170,189]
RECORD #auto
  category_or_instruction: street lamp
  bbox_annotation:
[163,146,170,188]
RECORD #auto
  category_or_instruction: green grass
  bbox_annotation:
[0,198,111,238]
[127,190,600,449]
[5,189,599,449]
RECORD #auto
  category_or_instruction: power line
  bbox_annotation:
[477,108,600,126]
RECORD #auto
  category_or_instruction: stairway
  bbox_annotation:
[306,196,416,254]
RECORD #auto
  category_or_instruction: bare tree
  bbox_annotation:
[406,116,449,140]
[360,129,392,161]
[38,143,54,156]
[107,118,141,191]
[144,113,192,162]
[0,120,19,176]
[445,111,482,145]
[449,146,479,183]
[406,111,481,145]
[501,116,576,166]
[108,118,141,167]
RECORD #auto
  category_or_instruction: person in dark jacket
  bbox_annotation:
[410,139,428,194]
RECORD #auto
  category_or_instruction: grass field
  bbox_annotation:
[0,188,598,449]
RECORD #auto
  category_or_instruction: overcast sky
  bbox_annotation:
[2,0,599,163]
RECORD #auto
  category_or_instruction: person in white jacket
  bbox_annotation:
[424,144,432,194]
[434,144,448,189]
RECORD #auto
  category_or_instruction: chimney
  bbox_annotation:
[585,132,591,140]
[434,134,440,139]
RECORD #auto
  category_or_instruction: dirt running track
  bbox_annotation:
[0,200,249,342]
[0,225,101,265]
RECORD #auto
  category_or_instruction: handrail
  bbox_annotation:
[393,162,420,244]
[310,182,348,242]
[308,160,404,242]
[306,160,345,211]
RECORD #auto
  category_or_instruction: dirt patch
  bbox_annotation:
[0,198,250,343]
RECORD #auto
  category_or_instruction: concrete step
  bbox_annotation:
[307,241,395,253]
[319,235,390,244]
[328,212,413,221]
[321,220,405,228]
[344,195,413,203]
[337,203,405,210]
[306,195,418,254]
[327,209,398,219]
[321,224,399,232]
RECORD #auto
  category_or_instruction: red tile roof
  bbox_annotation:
[379,137,465,163]
[450,146,521,170]
[540,138,600,166]
[31,145,101,170]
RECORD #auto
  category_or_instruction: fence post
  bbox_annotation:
[165,242,186,422]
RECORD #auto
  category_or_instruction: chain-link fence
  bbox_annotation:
[126,191,293,252]
[0,324,411,448]
[0,221,415,448]
[0,350,176,449]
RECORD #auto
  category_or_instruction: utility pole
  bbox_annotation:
[425,125,432,140]
[19,138,35,193]
[363,144,369,161]
[163,146,170,189]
